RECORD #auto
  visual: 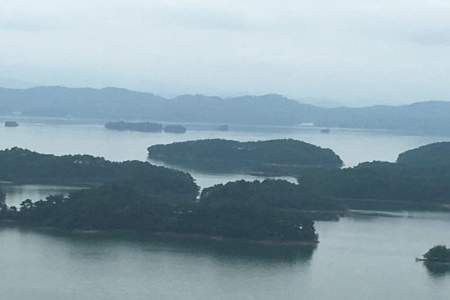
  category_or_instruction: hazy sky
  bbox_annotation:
[1,0,450,105]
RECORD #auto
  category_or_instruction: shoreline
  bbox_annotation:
[0,221,319,246]
[416,257,450,265]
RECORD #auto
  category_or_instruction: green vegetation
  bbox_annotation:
[1,179,321,243]
[0,147,199,198]
[148,139,343,176]
[397,142,450,167]
[423,245,450,262]
[302,142,450,210]
[302,162,450,209]
[0,147,322,243]
[3,140,450,243]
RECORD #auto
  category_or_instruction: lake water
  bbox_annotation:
[0,122,448,203]
[1,211,449,300]
[0,121,449,299]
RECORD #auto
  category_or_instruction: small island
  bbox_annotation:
[105,121,163,132]
[4,121,19,127]
[104,122,187,134]
[419,245,450,275]
[164,124,187,134]
[148,139,343,176]
[420,245,450,263]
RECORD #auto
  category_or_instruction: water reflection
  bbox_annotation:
[1,183,86,207]
[424,262,450,277]
[9,225,316,265]
[148,158,297,189]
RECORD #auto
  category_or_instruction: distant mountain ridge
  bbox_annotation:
[0,86,449,135]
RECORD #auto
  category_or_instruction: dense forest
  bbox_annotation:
[397,142,450,167]
[423,246,450,263]
[1,180,322,243]
[148,139,343,175]
[302,142,450,209]
[2,141,450,242]
[0,147,196,194]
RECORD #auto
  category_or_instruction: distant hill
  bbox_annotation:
[1,86,450,135]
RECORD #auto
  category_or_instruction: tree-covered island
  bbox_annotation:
[3,180,323,243]
[421,245,450,275]
[0,148,323,244]
[301,142,450,210]
[105,121,187,133]
[148,139,343,176]
[422,246,450,263]
[105,121,163,132]
[2,141,450,244]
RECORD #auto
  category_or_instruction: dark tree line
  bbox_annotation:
[300,142,450,209]
[3,141,450,243]
[1,179,321,243]
[148,139,343,176]
[0,147,198,198]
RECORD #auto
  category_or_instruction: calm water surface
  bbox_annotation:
[0,122,447,192]
[0,212,449,300]
[0,122,449,299]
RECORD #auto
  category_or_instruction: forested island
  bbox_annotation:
[2,141,450,244]
[148,139,343,176]
[302,142,450,210]
[0,148,197,195]
[105,121,163,132]
[0,148,322,244]
[422,246,450,263]
[420,246,450,275]
[105,121,187,134]
[0,180,321,244]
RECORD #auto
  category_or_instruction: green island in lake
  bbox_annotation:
[148,139,343,176]
[105,121,163,132]
[419,245,450,275]
[421,246,450,263]
[2,141,450,245]
[0,148,322,244]
[105,121,187,134]
[301,142,450,210]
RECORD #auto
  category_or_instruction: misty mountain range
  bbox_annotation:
[0,86,449,135]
